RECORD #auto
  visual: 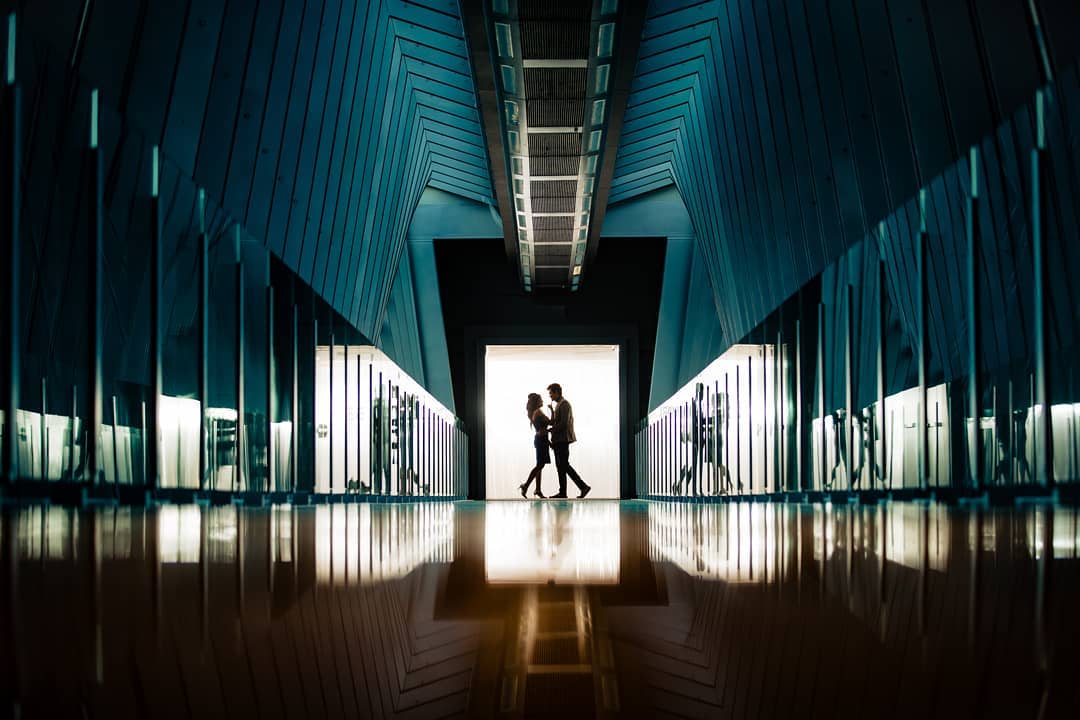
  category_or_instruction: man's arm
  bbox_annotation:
[548,401,569,435]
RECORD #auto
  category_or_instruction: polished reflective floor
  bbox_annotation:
[2,500,1078,718]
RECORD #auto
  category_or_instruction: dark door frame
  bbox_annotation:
[463,324,640,499]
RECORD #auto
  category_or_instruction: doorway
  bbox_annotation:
[484,345,620,499]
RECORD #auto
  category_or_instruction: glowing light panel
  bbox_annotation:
[484,345,620,499]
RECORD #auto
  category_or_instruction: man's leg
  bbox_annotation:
[561,445,589,495]
[552,443,570,495]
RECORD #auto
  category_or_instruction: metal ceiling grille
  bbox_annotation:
[535,246,573,264]
[531,180,577,197]
[520,21,590,58]
[528,133,582,156]
[530,196,575,213]
[487,0,622,290]
[524,68,587,98]
[534,229,574,244]
[530,155,581,176]
[526,99,584,127]
[534,216,575,231]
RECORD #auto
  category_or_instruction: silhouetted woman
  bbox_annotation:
[519,393,550,498]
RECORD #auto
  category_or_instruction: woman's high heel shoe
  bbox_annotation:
[534,490,545,499]
[519,483,528,498]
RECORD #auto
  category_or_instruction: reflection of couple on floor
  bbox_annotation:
[519,383,591,499]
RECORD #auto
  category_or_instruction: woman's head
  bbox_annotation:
[526,392,544,419]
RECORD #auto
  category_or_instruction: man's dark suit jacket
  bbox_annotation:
[549,398,577,444]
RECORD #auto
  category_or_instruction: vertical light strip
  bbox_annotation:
[6,13,14,86]
[151,145,159,198]
[89,88,98,149]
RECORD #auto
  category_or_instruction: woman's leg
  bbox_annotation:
[534,467,545,497]
[522,466,545,496]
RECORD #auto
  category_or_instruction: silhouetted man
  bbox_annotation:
[547,383,591,499]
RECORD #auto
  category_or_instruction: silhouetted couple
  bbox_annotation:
[519,383,591,499]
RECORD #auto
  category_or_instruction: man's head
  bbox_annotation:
[547,383,563,402]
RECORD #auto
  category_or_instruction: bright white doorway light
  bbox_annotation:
[484,345,620,499]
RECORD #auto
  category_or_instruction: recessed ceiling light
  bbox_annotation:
[595,64,610,94]
[597,23,614,58]
[591,99,607,126]
[495,23,513,58]
[500,64,516,93]
[587,130,602,152]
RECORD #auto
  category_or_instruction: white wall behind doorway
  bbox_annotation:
[484,345,620,499]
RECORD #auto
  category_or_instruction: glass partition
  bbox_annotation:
[314,345,466,498]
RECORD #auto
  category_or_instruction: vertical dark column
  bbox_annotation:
[678,403,684,496]
[148,147,162,490]
[966,148,982,491]
[357,358,362,493]
[660,410,669,496]
[653,419,658,496]
[110,395,119,483]
[846,284,854,492]
[87,90,103,486]
[817,303,825,492]
[877,258,887,490]
[423,405,428,496]
[917,190,929,491]
[368,362,374,492]
[761,341,768,493]
[747,356,753,493]
[775,329,782,493]
[291,304,299,493]
[39,379,45,479]
[406,393,412,496]
[1031,90,1052,489]
[140,399,146,485]
[1,13,20,484]
[328,325,334,495]
[197,189,208,491]
[343,342,348,493]
[795,320,802,491]
[713,382,720,495]
[235,228,244,493]
[377,372,384,495]
[69,387,77,482]
[724,373,731,492]
[265,261,274,493]
[735,366,741,493]
[392,383,399,495]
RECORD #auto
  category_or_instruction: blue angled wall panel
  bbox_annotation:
[612,0,1078,364]
[7,0,494,364]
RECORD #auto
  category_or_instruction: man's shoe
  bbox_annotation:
[577,485,591,499]
[550,492,568,498]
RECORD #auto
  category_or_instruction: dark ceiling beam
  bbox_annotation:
[460,0,520,273]
[585,0,647,269]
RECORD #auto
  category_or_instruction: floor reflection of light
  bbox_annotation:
[484,502,620,585]
[158,505,201,563]
[648,503,777,583]
[205,507,238,561]
[271,506,293,563]
[314,503,454,585]
[17,506,75,560]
